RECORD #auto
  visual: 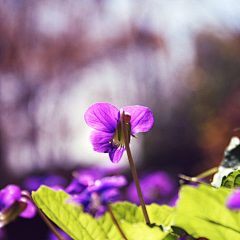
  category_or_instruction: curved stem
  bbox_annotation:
[195,167,218,180]
[178,174,208,185]
[120,109,150,224]
[178,167,218,186]
[21,191,64,240]
[107,204,128,240]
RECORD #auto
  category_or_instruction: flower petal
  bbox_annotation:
[19,199,36,218]
[226,188,240,210]
[109,147,125,163]
[90,130,113,153]
[65,178,85,194]
[84,103,119,132]
[0,185,21,210]
[100,176,127,189]
[95,205,107,218]
[78,168,108,184]
[24,174,66,192]
[123,105,154,134]
[127,171,175,205]
[88,176,127,192]
[101,188,120,204]
[70,190,90,207]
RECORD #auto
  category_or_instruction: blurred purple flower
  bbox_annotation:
[70,176,127,218]
[127,171,176,205]
[0,185,36,227]
[84,103,154,163]
[24,174,67,192]
[168,193,179,207]
[65,168,108,195]
[226,188,240,210]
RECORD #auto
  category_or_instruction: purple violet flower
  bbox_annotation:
[65,167,108,195]
[70,176,127,218]
[226,188,240,210]
[168,193,179,207]
[84,103,154,163]
[0,185,36,227]
[24,174,67,192]
[127,171,175,205]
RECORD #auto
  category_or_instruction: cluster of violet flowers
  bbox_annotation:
[0,169,177,239]
[23,168,129,218]
[2,103,240,239]
[0,103,168,238]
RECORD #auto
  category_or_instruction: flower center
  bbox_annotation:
[147,187,161,200]
[89,192,102,215]
[109,112,132,149]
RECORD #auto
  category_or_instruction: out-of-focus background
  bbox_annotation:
[1,0,240,238]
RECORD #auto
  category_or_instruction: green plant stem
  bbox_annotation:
[107,204,128,240]
[120,109,150,224]
[178,174,208,185]
[179,167,218,185]
[195,167,218,180]
[21,191,64,240]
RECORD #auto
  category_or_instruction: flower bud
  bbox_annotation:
[0,200,27,228]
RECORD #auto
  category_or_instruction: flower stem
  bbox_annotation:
[107,204,128,240]
[120,109,150,224]
[194,167,218,180]
[21,191,64,240]
[178,167,218,185]
[178,174,208,185]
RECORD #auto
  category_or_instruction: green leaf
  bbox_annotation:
[221,170,240,188]
[146,204,177,228]
[108,202,177,240]
[32,186,176,240]
[32,186,116,240]
[174,184,240,240]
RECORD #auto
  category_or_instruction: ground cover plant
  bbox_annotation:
[1,103,240,240]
